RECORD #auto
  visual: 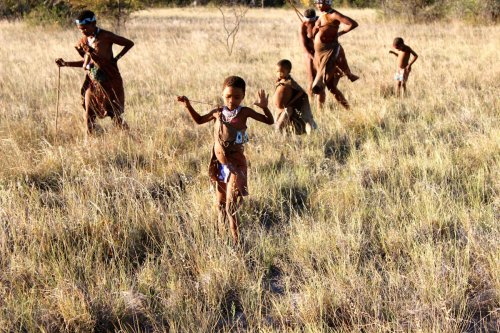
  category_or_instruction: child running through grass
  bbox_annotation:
[274,59,317,135]
[389,37,418,97]
[177,76,274,245]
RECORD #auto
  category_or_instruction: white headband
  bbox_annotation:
[75,16,96,25]
[304,16,319,22]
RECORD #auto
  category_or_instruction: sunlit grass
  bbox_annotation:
[0,7,499,332]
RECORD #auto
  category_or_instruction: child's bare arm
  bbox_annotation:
[407,48,418,68]
[249,90,274,125]
[389,50,398,56]
[177,96,215,125]
[299,25,314,59]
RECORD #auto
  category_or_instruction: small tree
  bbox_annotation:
[216,3,249,56]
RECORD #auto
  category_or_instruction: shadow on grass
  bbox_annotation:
[111,152,149,170]
[25,169,63,192]
[217,289,247,332]
[281,185,308,217]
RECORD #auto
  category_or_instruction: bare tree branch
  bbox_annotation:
[216,4,248,56]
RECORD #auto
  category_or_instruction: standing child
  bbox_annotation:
[274,59,317,135]
[177,76,274,245]
[389,37,418,97]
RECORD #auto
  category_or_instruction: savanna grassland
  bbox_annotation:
[0,7,499,332]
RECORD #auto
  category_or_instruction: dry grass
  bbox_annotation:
[0,7,499,332]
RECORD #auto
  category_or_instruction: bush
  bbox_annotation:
[1,0,143,27]
[380,0,447,22]
[448,0,499,22]
[380,0,499,23]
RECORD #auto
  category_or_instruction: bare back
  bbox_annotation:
[274,83,294,109]
[396,45,413,69]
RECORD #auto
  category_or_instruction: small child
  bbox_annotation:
[389,37,418,97]
[177,76,274,245]
[274,59,317,135]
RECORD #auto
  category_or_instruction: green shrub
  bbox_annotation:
[1,0,143,27]
[379,0,499,23]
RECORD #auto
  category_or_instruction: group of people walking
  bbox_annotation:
[55,0,418,245]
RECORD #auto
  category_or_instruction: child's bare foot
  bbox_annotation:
[305,123,312,135]
[305,120,318,135]
[348,74,360,82]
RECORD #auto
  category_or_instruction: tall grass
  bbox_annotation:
[0,7,499,332]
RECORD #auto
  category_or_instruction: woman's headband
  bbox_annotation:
[75,16,96,25]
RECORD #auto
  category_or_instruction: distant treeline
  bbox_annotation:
[1,0,498,24]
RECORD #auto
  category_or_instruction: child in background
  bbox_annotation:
[177,76,274,245]
[274,59,317,135]
[389,37,418,97]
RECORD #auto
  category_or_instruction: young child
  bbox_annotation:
[55,10,134,134]
[274,59,317,135]
[177,76,274,245]
[389,37,418,97]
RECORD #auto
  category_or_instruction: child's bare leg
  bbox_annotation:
[299,100,317,134]
[401,71,409,97]
[336,47,359,82]
[395,81,402,98]
[216,182,228,237]
[275,110,290,132]
[226,178,242,245]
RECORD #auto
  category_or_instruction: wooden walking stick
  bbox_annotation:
[55,66,61,143]
[287,0,305,23]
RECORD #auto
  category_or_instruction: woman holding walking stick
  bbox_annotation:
[55,10,134,135]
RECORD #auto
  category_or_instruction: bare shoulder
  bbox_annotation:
[331,10,344,18]
[101,29,125,41]
[402,44,412,53]
[98,29,116,42]
[99,29,113,37]
[241,106,255,114]
[240,106,259,118]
